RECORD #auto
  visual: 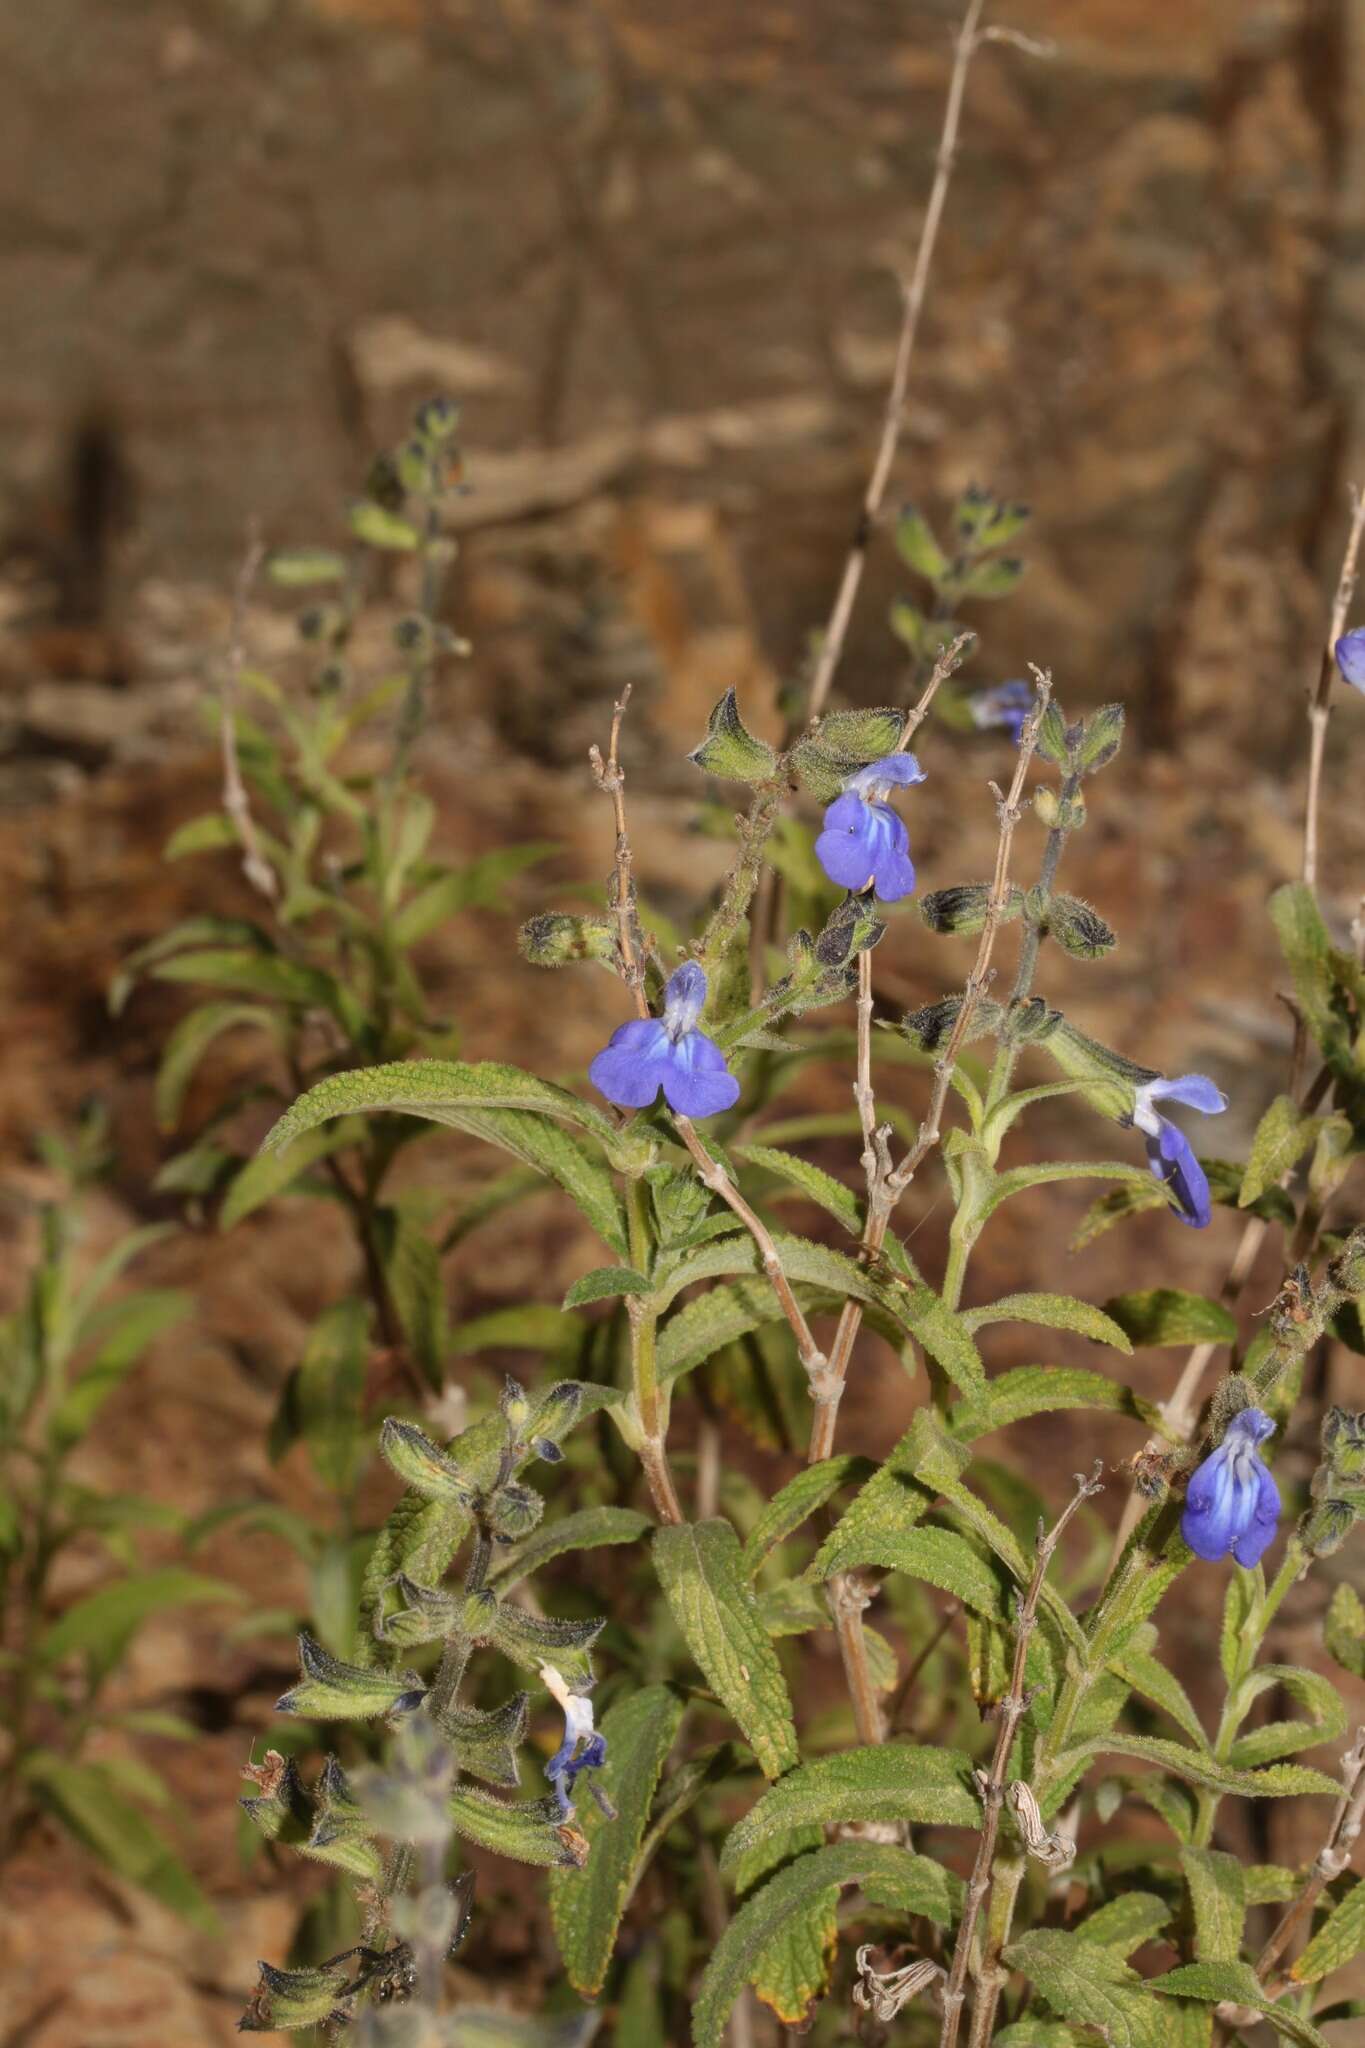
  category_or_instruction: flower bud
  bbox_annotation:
[902,994,1004,1053]
[1300,1497,1355,1558]
[1034,785,1061,826]
[1034,700,1072,767]
[518,912,616,967]
[814,893,885,967]
[488,1482,544,1541]
[1076,702,1125,774]
[920,883,1024,937]
[500,1377,531,1433]
[1047,893,1117,960]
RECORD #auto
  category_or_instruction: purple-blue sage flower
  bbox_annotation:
[1181,1407,1281,1566]
[1335,629,1365,693]
[540,1664,609,1819]
[1132,1073,1227,1228]
[814,753,925,902]
[970,679,1034,743]
[588,960,739,1118]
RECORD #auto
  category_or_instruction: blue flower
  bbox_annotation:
[1335,630,1365,693]
[1182,1407,1281,1566]
[970,679,1034,743]
[540,1664,608,1819]
[588,960,739,1118]
[1132,1073,1227,1228]
[814,753,925,902]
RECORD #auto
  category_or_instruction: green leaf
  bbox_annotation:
[1101,1290,1237,1348]
[220,1122,361,1230]
[736,1824,839,2028]
[1245,1865,1300,1906]
[549,1686,684,1995]
[961,555,1026,600]
[39,1568,243,1674]
[484,1599,604,1690]
[741,1456,873,1576]
[1057,1733,1341,1801]
[276,1633,419,1719]
[1150,1963,1332,2048]
[981,1159,1157,1225]
[1071,1178,1175,1250]
[348,500,420,549]
[817,1522,1007,1620]
[719,1746,978,1872]
[1324,1582,1365,1679]
[155,1001,276,1130]
[688,689,779,783]
[162,812,240,860]
[1074,1892,1171,1957]
[790,708,905,802]
[267,546,349,585]
[1291,1874,1365,1983]
[1226,1665,1346,1767]
[653,1520,798,1779]
[491,1506,651,1590]
[694,1842,956,2048]
[563,1266,652,1309]
[49,1290,190,1447]
[735,1144,863,1236]
[1003,1929,1163,2048]
[962,1292,1133,1351]
[1269,883,1348,1069]
[262,1061,626,1255]
[374,1206,447,1383]
[295,1299,369,1494]
[1180,1847,1246,1962]
[1240,1094,1326,1206]
[25,1756,215,1928]
[1111,1643,1207,1748]
[895,506,951,581]
[151,945,340,1010]
[431,1695,529,1789]
[951,1366,1157,1439]
[448,1786,585,1869]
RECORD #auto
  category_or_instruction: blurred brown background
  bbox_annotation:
[1,0,1364,2041]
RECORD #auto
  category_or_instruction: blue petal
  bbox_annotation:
[845,752,926,794]
[867,804,916,902]
[664,961,707,1035]
[660,1030,740,1118]
[1335,629,1365,692]
[588,1018,671,1108]
[1231,1458,1281,1568]
[816,794,881,891]
[1182,1444,1239,1559]
[1146,1074,1228,1117]
[1145,1118,1212,1227]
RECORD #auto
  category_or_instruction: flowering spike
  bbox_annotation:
[814,754,924,902]
[1181,1407,1281,1566]
[587,962,739,1119]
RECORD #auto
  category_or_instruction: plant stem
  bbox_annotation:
[624,1176,683,1526]
[938,1465,1104,2048]
[1257,1725,1365,1991]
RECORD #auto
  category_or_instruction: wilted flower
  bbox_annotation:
[1335,629,1365,692]
[970,678,1034,743]
[814,753,925,902]
[540,1664,608,1818]
[1181,1407,1281,1565]
[588,961,739,1118]
[1132,1073,1227,1228]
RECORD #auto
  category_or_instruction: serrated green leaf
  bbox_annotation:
[1059,1733,1341,1800]
[1111,1644,1207,1748]
[563,1266,652,1308]
[719,1746,977,1872]
[816,1522,1007,1620]
[951,1366,1156,1439]
[549,1686,684,1995]
[1291,1874,1365,1983]
[742,1828,839,2027]
[1226,1664,1346,1767]
[1003,1929,1163,2048]
[1324,1582,1365,1679]
[688,688,779,783]
[26,1756,216,1929]
[741,1456,873,1576]
[654,1520,797,1778]
[735,1144,863,1236]
[276,1633,419,1719]
[981,1159,1157,1225]
[1240,1094,1326,1207]
[1101,1289,1236,1348]
[1245,1865,1300,1906]
[490,1506,651,1590]
[694,1842,956,2048]
[1151,1962,1332,2047]
[1073,1892,1170,1957]
[1180,1847,1246,1962]
[1071,1178,1175,1250]
[449,1785,585,1868]
[962,1292,1133,1352]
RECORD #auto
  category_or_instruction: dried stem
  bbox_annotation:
[590,684,649,1020]
[807,673,1050,1463]
[938,1464,1105,2048]
[826,1571,887,1747]
[802,0,989,730]
[1303,483,1365,892]
[1257,1725,1365,1994]
[220,522,278,902]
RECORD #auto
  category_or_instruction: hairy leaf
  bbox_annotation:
[490,1507,651,1590]
[1180,1847,1246,1963]
[741,1456,873,1576]
[961,1292,1133,1351]
[1150,1962,1331,2048]
[1290,1873,1365,1983]
[1101,1290,1237,1348]
[449,1786,586,1869]
[719,1746,978,1872]
[653,1520,798,1779]
[1003,1929,1163,2048]
[1240,1094,1328,1207]
[1058,1734,1340,1801]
